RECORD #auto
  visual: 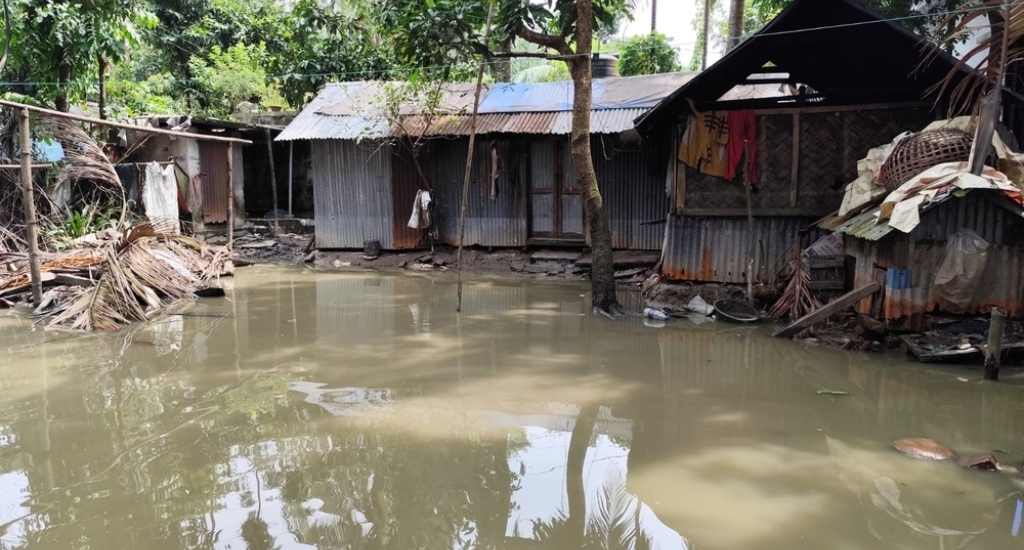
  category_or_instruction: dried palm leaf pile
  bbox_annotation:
[0,223,230,331]
[767,243,821,320]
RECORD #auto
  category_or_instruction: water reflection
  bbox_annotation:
[0,268,1023,549]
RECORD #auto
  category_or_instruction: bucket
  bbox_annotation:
[363,240,381,259]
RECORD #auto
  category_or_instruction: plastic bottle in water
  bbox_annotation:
[643,308,670,321]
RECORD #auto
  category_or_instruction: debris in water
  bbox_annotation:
[1,223,229,331]
[816,388,849,396]
[960,454,999,471]
[892,437,956,460]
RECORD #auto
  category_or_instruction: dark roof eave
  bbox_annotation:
[635,0,971,136]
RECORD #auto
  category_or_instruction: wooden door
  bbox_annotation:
[199,141,230,223]
[529,139,583,242]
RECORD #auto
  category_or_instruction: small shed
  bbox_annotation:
[819,190,1024,328]
[634,0,971,285]
[128,116,248,230]
[277,74,771,251]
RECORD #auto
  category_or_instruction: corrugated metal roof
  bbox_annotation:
[399,108,649,136]
[277,83,393,141]
[279,73,781,141]
[817,191,962,241]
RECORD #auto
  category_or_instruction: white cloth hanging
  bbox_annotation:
[407,190,432,229]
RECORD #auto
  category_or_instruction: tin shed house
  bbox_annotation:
[634,0,972,285]
[276,73,757,252]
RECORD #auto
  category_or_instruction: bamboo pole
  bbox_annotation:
[984,307,1006,381]
[0,98,252,144]
[288,141,294,216]
[265,128,280,234]
[18,108,42,306]
[456,0,495,313]
[227,143,235,251]
[743,140,754,302]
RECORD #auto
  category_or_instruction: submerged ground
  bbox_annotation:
[1,266,1023,549]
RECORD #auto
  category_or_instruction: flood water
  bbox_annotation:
[3,267,1024,549]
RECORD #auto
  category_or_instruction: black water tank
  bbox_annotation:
[592,54,619,79]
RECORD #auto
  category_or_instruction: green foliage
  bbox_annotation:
[617,32,681,76]
[107,72,183,118]
[381,0,634,73]
[270,0,396,107]
[42,205,120,250]
[7,0,156,109]
[186,42,278,118]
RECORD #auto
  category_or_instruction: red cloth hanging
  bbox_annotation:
[725,110,757,183]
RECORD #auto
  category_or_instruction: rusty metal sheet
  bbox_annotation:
[399,109,650,137]
[424,139,526,248]
[199,141,229,223]
[662,215,823,283]
[311,140,394,249]
[277,83,393,141]
[846,195,1024,320]
[390,151,424,250]
[282,73,771,141]
[593,137,669,250]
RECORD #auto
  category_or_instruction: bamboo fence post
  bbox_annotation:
[456,0,495,313]
[227,143,235,251]
[743,139,754,302]
[19,108,42,306]
[265,128,280,234]
[984,307,1006,381]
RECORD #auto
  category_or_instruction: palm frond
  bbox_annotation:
[927,2,1024,116]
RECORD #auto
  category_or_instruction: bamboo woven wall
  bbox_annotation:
[675,105,933,214]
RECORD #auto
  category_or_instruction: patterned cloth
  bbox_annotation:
[678,111,729,178]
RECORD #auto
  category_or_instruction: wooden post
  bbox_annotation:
[265,128,280,234]
[98,54,107,121]
[19,108,42,306]
[743,139,754,302]
[456,0,495,313]
[790,112,800,207]
[227,143,235,251]
[288,141,294,216]
[984,307,1006,381]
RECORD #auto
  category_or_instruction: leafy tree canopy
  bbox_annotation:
[617,32,681,76]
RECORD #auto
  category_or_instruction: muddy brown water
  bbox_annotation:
[3,266,1024,549]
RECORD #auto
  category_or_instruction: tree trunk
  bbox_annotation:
[573,0,619,312]
[55,59,70,113]
[98,54,107,120]
[497,38,513,82]
[728,0,745,51]
[651,0,658,33]
[701,0,712,69]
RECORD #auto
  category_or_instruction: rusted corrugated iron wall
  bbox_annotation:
[199,141,229,223]
[391,150,423,249]
[592,137,669,250]
[849,195,1024,319]
[912,192,1023,245]
[422,139,527,248]
[662,215,823,283]
[311,140,394,249]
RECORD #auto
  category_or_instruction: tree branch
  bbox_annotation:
[491,51,564,59]
[516,27,572,56]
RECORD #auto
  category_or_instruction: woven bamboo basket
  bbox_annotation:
[880,129,995,191]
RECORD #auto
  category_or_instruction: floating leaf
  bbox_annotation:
[816,388,849,396]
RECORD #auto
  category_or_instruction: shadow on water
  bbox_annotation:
[1,266,1024,549]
